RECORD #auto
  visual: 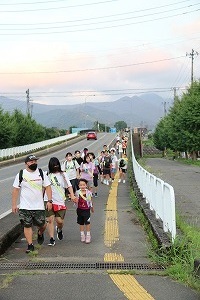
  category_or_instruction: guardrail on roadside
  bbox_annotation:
[0,133,78,160]
[131,132,176,242]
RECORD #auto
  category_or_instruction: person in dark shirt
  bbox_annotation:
[73,150,83,166]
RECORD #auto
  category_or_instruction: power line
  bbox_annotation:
[1,86,188,98]
[0,55,185,74]
[0,0,118,12]
[0,0,79,5]
[0,0,193,25]
[1,3,199,31]
[0,7,199,35]
[0,88,172,94]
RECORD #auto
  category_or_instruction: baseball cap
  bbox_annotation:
[25,154,39,163]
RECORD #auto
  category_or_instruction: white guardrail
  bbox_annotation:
[0,133,78,160]
[131,133,176,242]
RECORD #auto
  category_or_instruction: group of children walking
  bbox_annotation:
[12,137,128,253]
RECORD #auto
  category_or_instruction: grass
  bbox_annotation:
[130,189,200,291]
[176,158,200,167]
[128,158,200,292]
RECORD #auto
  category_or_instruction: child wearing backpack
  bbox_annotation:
[102,150,112,185]
[45,157,77,246]
[118,154,128,183]
[61,152,80,195]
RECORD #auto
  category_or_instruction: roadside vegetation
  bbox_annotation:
[128,154,200,292]
[0,109,66,149]
[128,153,200,290]
[153,80,200,161]
[131,188,200,292]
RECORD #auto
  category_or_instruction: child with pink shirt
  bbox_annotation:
[75,178,94,243]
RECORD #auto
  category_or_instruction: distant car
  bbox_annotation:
[86,131,97,140]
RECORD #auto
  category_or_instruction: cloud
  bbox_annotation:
[172,17,200,36]
[0,34,192,105]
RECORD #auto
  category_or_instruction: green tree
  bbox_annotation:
[92,121,99,131]
[154,80,200,158]
[153,117,168,151]
[114,121,127,132]
[69,125,77,134]
[0,109,13,149]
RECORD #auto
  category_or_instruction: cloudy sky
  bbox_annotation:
[0,0,200,107]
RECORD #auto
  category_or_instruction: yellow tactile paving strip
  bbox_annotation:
[104,253,124,262]
[104,174,119,247]
[110,274,155,300]
[104,172,155,299]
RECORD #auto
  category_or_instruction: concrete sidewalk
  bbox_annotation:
[0,169,199,299]
[146,158,200,228]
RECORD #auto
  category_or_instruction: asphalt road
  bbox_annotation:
[0,137,199,300]
[0,132,115,217]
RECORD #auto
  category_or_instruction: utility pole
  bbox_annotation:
[163,101,167,117]
[26,89,33,117]
[186,49,198,84]
[172,87,179,103]
[26,89,30,116]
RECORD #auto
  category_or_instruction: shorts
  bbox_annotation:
[103,168,110,175]
[93,173,98,187]
[87,180,93,188]
[19,209,45,228]
[119,168,127,173]
[45,207,66,219]
[110,168,116,174]
[77,208,91,225]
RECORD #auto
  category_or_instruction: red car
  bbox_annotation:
[86,131,97,140]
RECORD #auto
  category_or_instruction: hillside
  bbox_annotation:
[0,94,173,129]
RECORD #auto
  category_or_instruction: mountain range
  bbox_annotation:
[0,94,173,130]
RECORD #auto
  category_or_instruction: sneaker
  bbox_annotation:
[118,179,121,183]
[85,234,91,244]
[123,180,126,183]
[81,234,85,242]
[103,179,106,184]
[48,238,55,246]
[94,192,98,197]
[37,231,44,245]
[26,243,34,253]
[106,181,109,186]
[56,226,63,240]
